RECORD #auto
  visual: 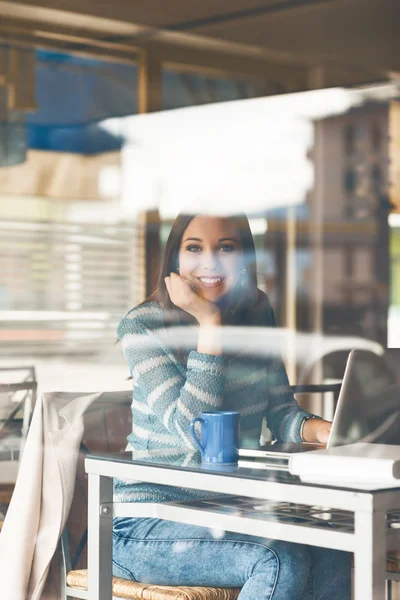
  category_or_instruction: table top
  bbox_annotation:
[85,450,400,494]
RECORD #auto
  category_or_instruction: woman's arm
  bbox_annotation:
[165,273,222,356]
[118,310,225,448]
[264,356,314,443]
[197,314,222,355]
[253,292,330,443]
[302,416,332,444]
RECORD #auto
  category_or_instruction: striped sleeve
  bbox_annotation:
[118,309,225,448]
[252,292,314,442]
[264,357,312,442]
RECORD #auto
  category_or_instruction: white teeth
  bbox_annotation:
[199,277,222,284]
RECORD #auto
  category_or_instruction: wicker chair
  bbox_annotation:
[66,569,240,599]
[62,391,240,600]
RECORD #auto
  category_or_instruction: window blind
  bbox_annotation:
[0,218,144,356]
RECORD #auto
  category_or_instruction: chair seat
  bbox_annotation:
[67,569,241,599]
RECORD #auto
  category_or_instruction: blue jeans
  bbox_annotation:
[113,518,351,599]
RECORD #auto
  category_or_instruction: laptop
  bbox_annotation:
[239,349,400,461]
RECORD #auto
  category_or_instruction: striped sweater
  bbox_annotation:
[114,300,312,503]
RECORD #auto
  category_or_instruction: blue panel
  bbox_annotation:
[25,50,137,154]
[21,50,248,155]
[27,123,124,155]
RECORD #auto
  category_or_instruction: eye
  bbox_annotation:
[186,245,202,252]
[218,244,236,253]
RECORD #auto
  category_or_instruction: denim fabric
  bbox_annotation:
[113,518,351,599]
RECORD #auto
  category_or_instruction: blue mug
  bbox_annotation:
[190,411,240,465]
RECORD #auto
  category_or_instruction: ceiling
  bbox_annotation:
[0,0,399,88]
[188,0,399,74]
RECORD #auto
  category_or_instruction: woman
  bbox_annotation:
[114,213,351,599]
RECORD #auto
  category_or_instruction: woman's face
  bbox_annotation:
[178,216,244,303]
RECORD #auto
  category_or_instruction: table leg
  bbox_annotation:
[354,510,386,600]
[87,473,113,600]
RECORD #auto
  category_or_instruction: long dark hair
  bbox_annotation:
[146,212,266,327]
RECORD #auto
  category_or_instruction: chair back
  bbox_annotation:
[63,390,131,574]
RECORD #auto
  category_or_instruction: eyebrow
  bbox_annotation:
[183,237,239,243]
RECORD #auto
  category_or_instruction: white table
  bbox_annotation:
[84,453,400,600]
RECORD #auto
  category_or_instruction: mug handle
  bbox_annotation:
[190,417,206,455]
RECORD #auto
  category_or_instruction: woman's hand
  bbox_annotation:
[164,273,221,326]
[303,418,332,444]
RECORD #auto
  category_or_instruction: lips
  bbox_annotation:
[197,276,225,288]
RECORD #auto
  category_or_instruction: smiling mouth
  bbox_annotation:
[197,276,224,288]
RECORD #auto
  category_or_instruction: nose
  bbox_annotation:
[201,250,219,271]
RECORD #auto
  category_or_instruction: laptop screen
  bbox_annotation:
[328,349,400,448]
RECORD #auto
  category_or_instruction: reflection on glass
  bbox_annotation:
[0,69,399,482]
